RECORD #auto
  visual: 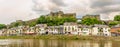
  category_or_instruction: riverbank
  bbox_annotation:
[0,35,120,41]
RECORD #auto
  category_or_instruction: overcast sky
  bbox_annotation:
[0,0,120,24]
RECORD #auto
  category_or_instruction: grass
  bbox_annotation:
[0,35,119,41]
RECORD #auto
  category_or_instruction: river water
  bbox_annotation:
[0,39,119,47]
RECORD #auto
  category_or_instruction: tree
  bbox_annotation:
[37,16,47,24]
[114,15,120,21]
[9,20,25,28]
[81,17,102,25]
[0,24,6,29]
[37,15,77,26]
[108,21,118,27]
[29,21,37,27]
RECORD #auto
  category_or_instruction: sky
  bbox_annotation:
[0,0,120,24]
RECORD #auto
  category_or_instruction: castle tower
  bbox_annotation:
[58,11,64,18]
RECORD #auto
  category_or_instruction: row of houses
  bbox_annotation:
[63,23,111,36]
[0,22,120,36]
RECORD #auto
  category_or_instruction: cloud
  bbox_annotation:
[93,5,120,14]
[90,0,120,8]
[32,0,66,13]
[0,0,39,24]
[0,0,120,24]
[33,0,91,16]
[90,0,120,14]
[50,0,66,6]
[88,0,120,20]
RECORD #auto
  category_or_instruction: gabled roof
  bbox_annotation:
[64,22,77,26]
[112,24,120,28]
[93,24,109,28]
[81,25,92,28]
[35,24,47,27]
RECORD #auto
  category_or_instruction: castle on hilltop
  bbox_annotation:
[47,11,76,18]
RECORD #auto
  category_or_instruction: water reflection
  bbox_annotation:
[0,39,119,47]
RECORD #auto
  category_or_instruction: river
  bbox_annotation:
[0,39,119,47]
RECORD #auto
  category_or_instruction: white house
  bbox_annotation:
[103,27,111,36]
[93,24,111,36]
[64,22,79,35]
[46,26,59,34]
[92,27,99,36]
[35,24,47,34]
[24,27,35,35]
[77,27,82,35]
[39,28,46,34]
[17,26,24,34]
[81,26,92,36]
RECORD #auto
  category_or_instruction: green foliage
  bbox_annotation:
[114,15,120,21]
[37,16,47,24]
[0,24,6,29]
[81,17,102,25]
[25,19,37,27]
[108,21,119,27]
[9,20,25,28]
[28,21,37,27]
[37,16,77,26]
[9,19,38,27]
